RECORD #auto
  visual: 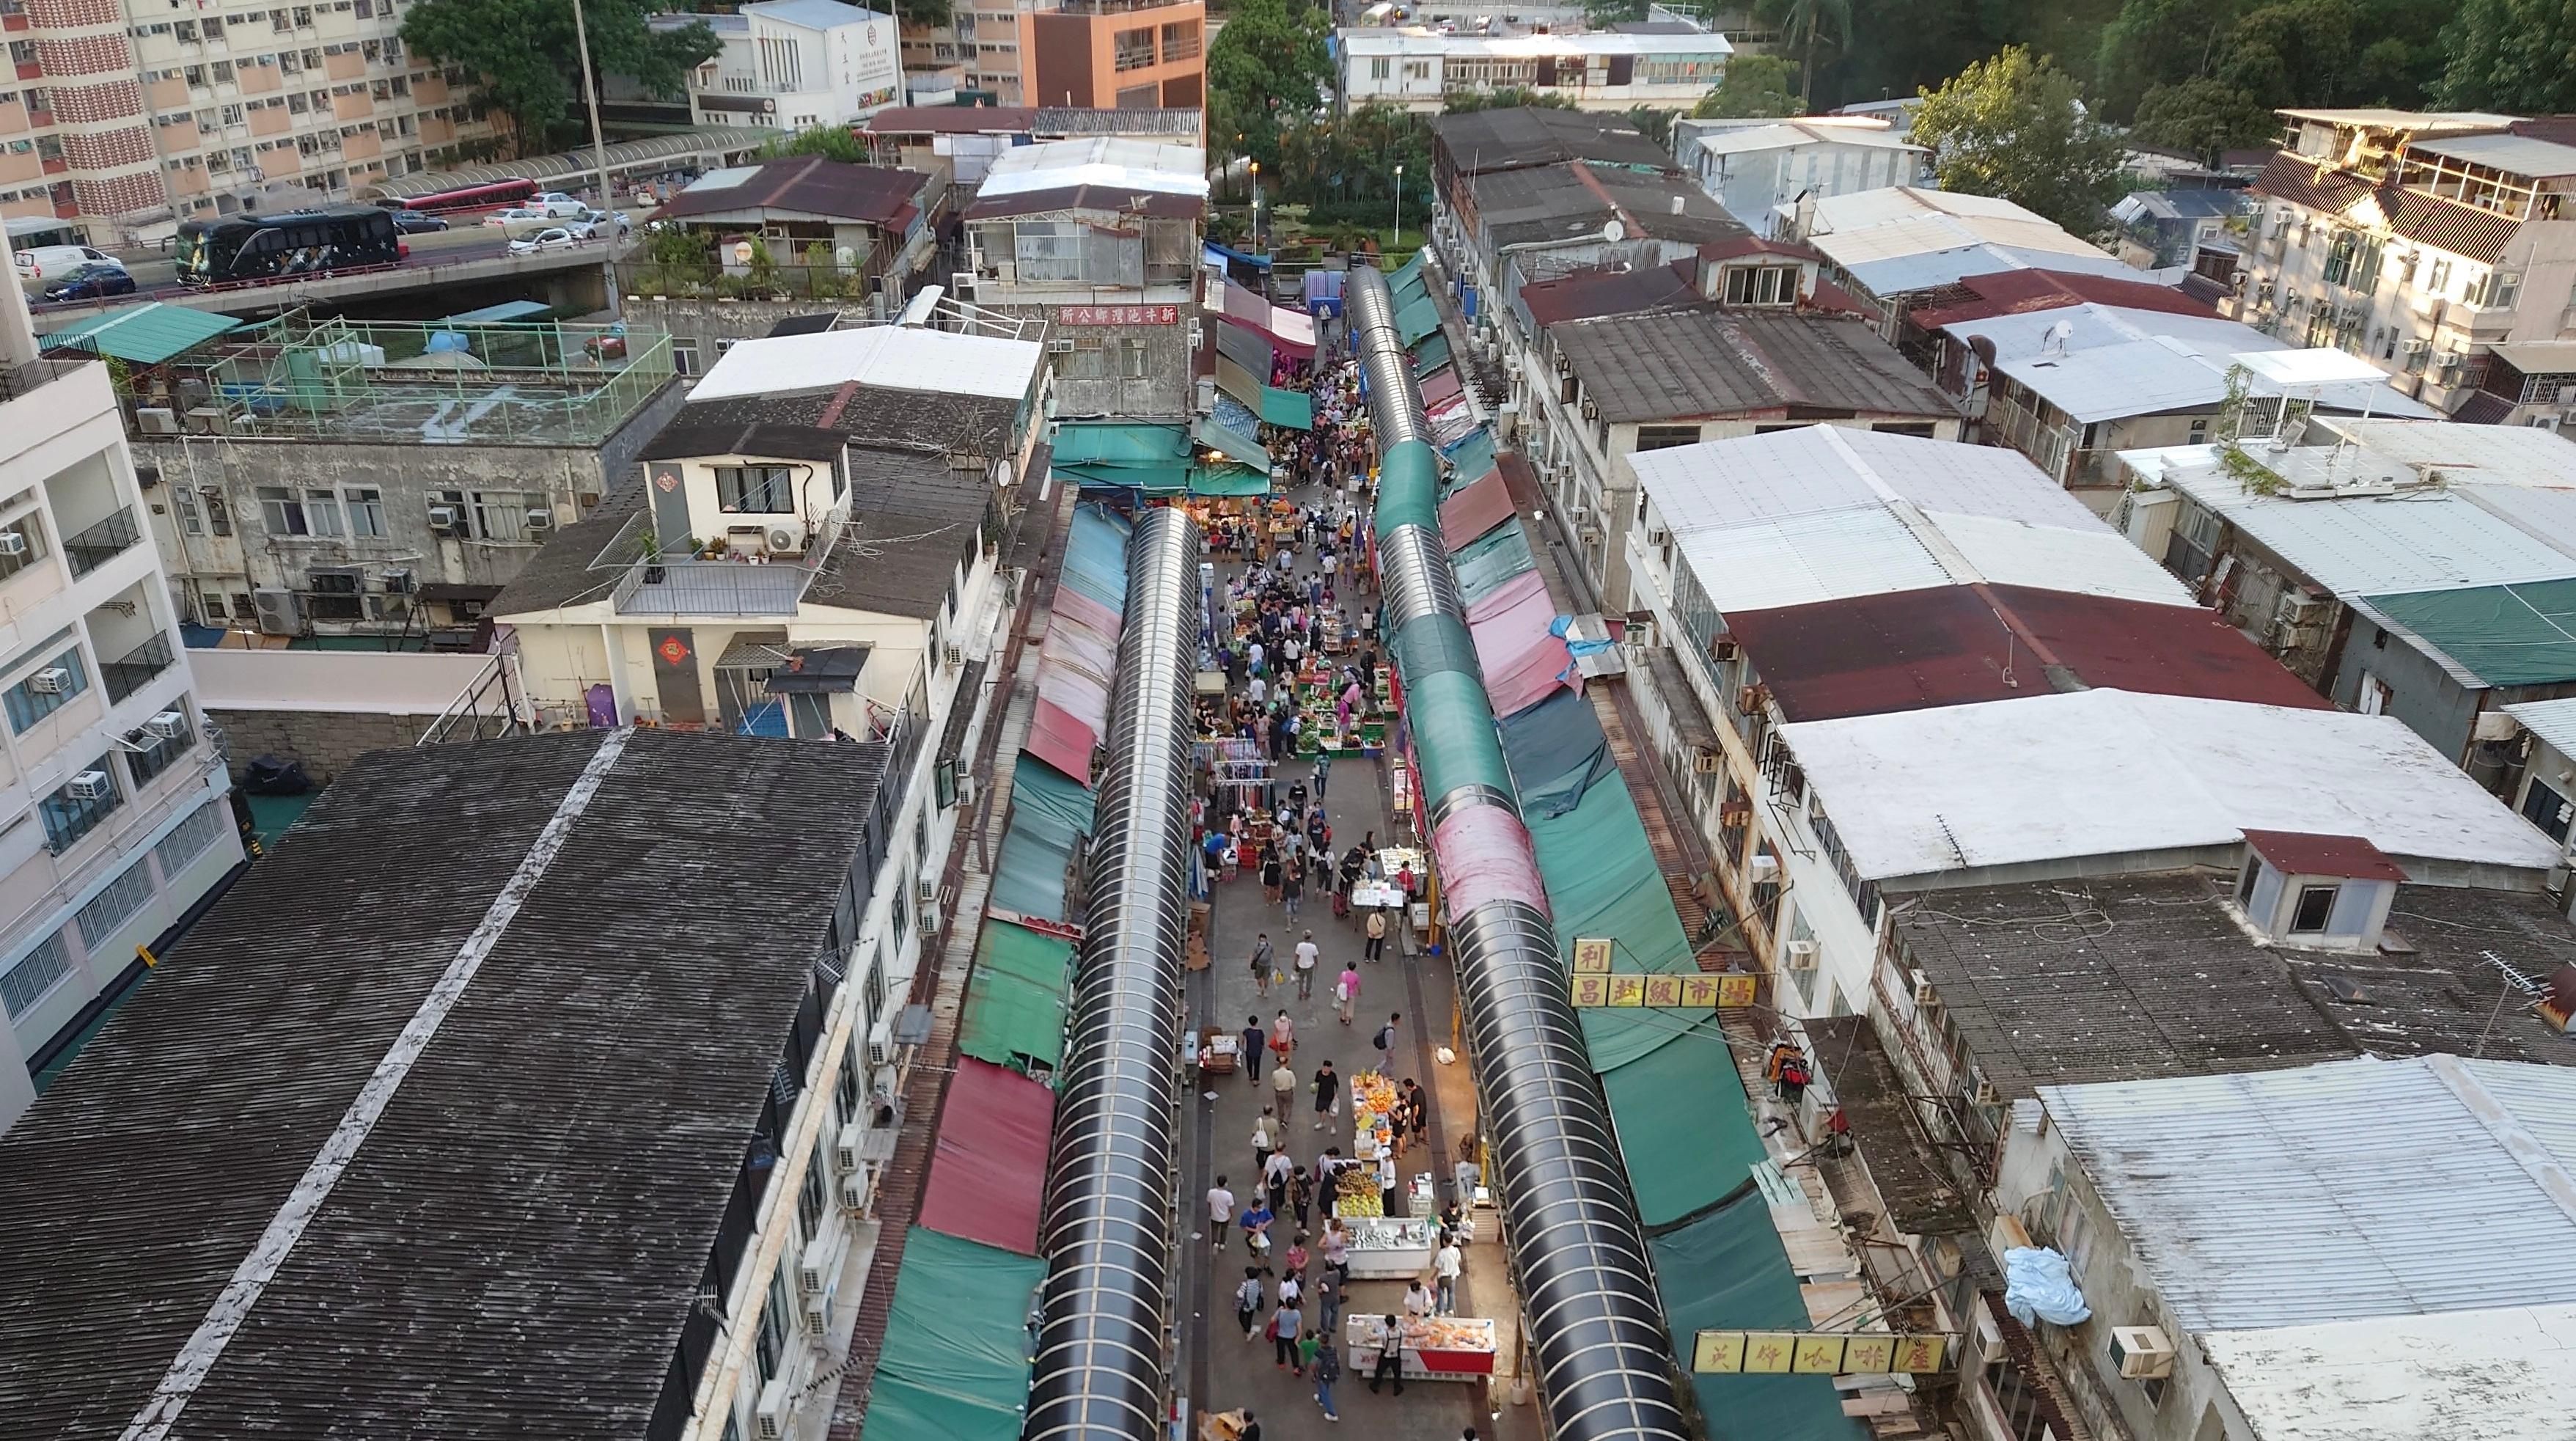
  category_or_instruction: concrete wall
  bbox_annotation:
[621,297,889,373]
[209,708,438,782]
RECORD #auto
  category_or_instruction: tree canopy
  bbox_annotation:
[1692,52,1802,118]
[1206,0,1333,169]
[757,126,870,164]
[2437,0,2576,112]
[1912,45,2126,235]
[2127,75,2278,163]
[403,0,717,156]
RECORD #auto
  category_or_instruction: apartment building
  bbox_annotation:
[1336,25,1728,114]
[0,232,238,1132]
[899,0,1203,112]
[0,727,939,1441]
[675,0,903,132]
[0,0,499,243]
[1669,116,1927,238]
[2239,107,2576,417]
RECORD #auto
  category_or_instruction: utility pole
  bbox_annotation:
[570,0,623,321]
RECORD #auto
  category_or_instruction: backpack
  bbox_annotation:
[1374,1024,1394,1053]
[1239,1278,1264,1312]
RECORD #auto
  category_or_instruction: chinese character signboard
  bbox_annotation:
[1060,304,1181,326]
[1567,963,1755,1010]
[1692,1332,1951,1376]
[1571,937,1613,972]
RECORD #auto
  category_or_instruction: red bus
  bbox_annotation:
[375,178,537,215]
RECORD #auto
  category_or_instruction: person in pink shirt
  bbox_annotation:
[1335,963,1362,1025]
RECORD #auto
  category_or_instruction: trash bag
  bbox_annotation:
[242,755,311,796]
[2002,1245,2092,1327]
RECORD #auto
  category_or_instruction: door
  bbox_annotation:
[2357,673,2391,715]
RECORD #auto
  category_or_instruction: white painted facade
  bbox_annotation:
[1672,119,1929,239]
[687,0,906,131]
[0,234,240,1132]
[1336,27,1728,113]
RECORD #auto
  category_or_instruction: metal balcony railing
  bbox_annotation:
[0,356,89,405]
[64,507,142,579]
[101,632,175,703]
[595,508,849,617]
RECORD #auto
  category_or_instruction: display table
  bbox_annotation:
[1351,1071,1398,1162]
[1343,1313,1497,1381]
[1342,1215,1439,1280]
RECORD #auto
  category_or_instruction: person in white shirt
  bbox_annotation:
[1403,1278,1434,1319]
[1249,673,1268,706]
[1293,933,1321,1000]
[1208,1177,1238,1250]
[1432,1237,1462,1315]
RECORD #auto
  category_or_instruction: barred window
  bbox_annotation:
[76,858,153,949]
[0,930,71,1019]
[154,799,227,877]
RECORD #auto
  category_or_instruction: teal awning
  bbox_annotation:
[1395,295,1441,345]
[40,303,240,366]
[1412,330,1452,373]
[1191,465,1272,496]
[1053,422,1190,467]
[1192,417,1273,474]
[1259,386,1313,430]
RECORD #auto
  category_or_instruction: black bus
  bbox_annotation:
[174,207,404,285]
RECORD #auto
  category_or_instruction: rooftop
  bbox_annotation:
[687,323,1043,406]
[1471,161,1747,252]
[1671,503,2195,613]
[2402,130,2576,177]
[1722,582,2331,722]
[0,727,887,1440]
[2038,1055,2576,1330]
[2507,693,2576,760]
[1634,425,2109,538]
[2201,1303,2576,1441]
[1942,307,2426,424]
[1894,873,2576,1103]
[1693,120,1925,158]
[975,137,1206,201]
[1907,267,2223,329]
[1518,258,1703,327]
[2250,152,2521,263]
[1340,26,1731,56]
[657,155,925,226]
[1549,308,1953,423]
[1782,688,2564,883]
[1432,106,1673,175]
[2357,578,2576,687]
[1798,188,2134,292]
[743,0,892,29]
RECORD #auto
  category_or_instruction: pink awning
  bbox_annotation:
[1420,366,1463,406]
[1464,567,1549,626]
[1037,612,1118,733]
[1469,571,1573,718]
[1431,804,1551,922]
[918,1057,1057,1255]
[1440,472,1516,550]
[1025,698,1097,786]
[1214,279,1318,357]
[1052,584,1122,641]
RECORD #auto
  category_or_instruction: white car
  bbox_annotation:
[508,227,584,254]
[13,243,125,281]
[530,193,589,219]
[484,206,546,227]
[579,208,633,235]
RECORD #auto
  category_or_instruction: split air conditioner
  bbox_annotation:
[0,533,27,557]
[144,710,188,740]
[1783,939,1819,970]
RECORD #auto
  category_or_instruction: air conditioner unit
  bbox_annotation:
[918,904,941,937]
[1747,853,1780,881]
[1645,527,1671,548]
[524,506,554,531]
[950,271,978,302]
[834,1120,867,1175]
[1736,684,1764,712]
[26,667,70,694]
[1783,939,1819,970]
[136,406,180,435]
[1711,637,1739,661]
[2278,623,2320,649]
[1047,337,1075,353]
[183,406,227,435]
[0,533,25,557]
[1971,1079,2002,1107]
[66,769,111,801]
[754,1376,793,1441]
[2110,1326,2176,1381]
[144,709,187,740]
[841,1167,874,1211]
[1909,968,1936,1006]
[798,1227,846,1303]
[942,642,963,668]
[1719,799,1752,826]
[1580,397,1599,420]
[917,878,937,906]
[1692,748,1724,775]
[1986,1211,2033,1258]
[381,568,415,594]
[252,587,301,636]
[426,504,460,534]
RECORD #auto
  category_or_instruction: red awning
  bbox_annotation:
[1025,698,1097,788]
[1440,472,1516,551]
[918,1057,1057,1255]
[1214,279,1318,357]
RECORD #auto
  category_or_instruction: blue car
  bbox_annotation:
[42,263,136,302]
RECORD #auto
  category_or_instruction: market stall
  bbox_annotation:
[1341,1215,1439,1280]
[1343,1313,1497,1382]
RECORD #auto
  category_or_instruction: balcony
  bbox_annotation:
[596,510,848,617]
[62,506,141,579]
[0,356,85,406]
[100,633,175,703]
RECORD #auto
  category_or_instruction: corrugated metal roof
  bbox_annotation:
[1831,237,2138,296]
[2159,459,2576,595]
[975,137,1205,199]
[1549,307,1955,423]
[1676,507,1953,612]
[2404,131,2576,176]
[1807,186,2053,231]
[1916,510,2195,605]
[1632,425,2096,537]
[1431,107,1672,175]
[689,324,1041,403]
[1781,688,2566,880]
[2316,417,2576,485]
[2358,578,2576,686]
[2203,1302,2576,1441]
[2037,1055,2576,1331]
[1909,267,2220,327]
[39,302,241,365]
[2506,694,2576,760]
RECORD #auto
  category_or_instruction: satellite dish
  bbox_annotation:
[1602,218,1626,243]
[730,240,755,264]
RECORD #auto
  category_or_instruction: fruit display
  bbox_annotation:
[1352,1070,1399,1159]
[1334,1165,1382,1217]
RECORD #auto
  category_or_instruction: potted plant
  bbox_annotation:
[640,530,666,584]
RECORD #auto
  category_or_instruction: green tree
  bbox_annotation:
[2129,77,2276,164]
[403,0,717,155]
[1625,105,1676,149]
[1692,53,1803,117]
[1761,0,1854,107]
[893,0,952,27]
[2438,0,2576,111]
[1440,87,1577,114]
[1207,0,1332,170]
[2093,0,2243,124]
[1583,0,1654,22]
[1912,46,2125,235]
[758,125,869,164]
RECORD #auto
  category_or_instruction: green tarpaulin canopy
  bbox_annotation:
[1012,755,1096,838]
[1260,385,1315,429]
[1192,417,1274,474]
[40,302,240,366]
[1192,466,1272,496]
[1057,506,1131,615]
[1374,445,1444,536]
[1052,423,1188,466]
[2362,578,2576,686]
[1408,670,1521,802]
[1445,430,1499,487]
[1452,524,1535,605]
[1603,1017,1766,1226]
[859,1228,1048,1441]
[1412,331,1453,374]
[1388,251,1431,308]
[958,923,1073,1072]
[989,804,1078,921]
[1654,1197,1868,1441]
[1395,295,1442,345]
[1498,691,1615,821]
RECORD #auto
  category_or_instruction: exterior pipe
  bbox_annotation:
[1348,263,1692,1441]
[1024,508,1204,1441]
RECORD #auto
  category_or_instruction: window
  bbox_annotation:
[0,931,71,1020]
[40,757,122,855]
[1722,264,1798,306]
[471,491,537,543]
[1634,425,1700,452]
[6,646,87,733]
[76,859,154,949]
[755,1266,791,1380]
[2290,884,2337,934]
[155,799,227,876]
[433,489,477,540]
[0,508,47,583]
[799,1138,829,1238]
[302,488,345,538]
[126,711,192,786]
[715,466,793,514]
[1370,56,1391,80]
[672,340,699,376]
[1013,220,1082,283]
[343,487,385,537]
[836,1038,865,1120]
[199,593,228,621]
[2427,257,2452,293]
[257,485,311,536]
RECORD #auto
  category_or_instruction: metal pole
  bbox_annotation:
[570,0,623,321]
[1393,165,1403,249]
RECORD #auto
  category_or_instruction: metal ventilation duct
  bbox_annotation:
[1024,508,1203,1441]
[1346,263,1692,1441]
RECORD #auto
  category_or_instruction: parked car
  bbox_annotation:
[530,193,590,219]
[508,227,584,255]
[14,243,125,282]
[484,206,546,227]
[40,263,139,302]
[578,208,632,236]
[389,210,449,234]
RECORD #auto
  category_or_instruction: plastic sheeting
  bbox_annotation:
[1011,753,1098,837]
[1465,566,1549,627]
[1058,506,1134,615]
[859,1228,1048,1441]
[958,922,1074,1071]
[921,1057,1058,1255]
[1652,1196,1867,1441]
[1375,447,1444,535]
[1421,365,1464,406]
[1497,692,1614,821]
[1602,1017,1765,1227]
[1024,698,1097,786]
[1407,669,1521,803]
[2004,1247,2094,1327]
[1440,472,1516,550]
[1431,804,1553,922]
[1468,576,1573,719]
[1445,430,1498,486]
[1453,524,1536,605]
[1395,294,1442,345]
[991,802,1080,922]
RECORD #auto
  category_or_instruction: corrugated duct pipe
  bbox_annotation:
[1024,507,1204,1441]
[1348,262,1692,1441]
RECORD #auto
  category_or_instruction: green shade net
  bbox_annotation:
[1603,1016,1765,1227]
[859,1228,1047,1441]
[1374,443,1443,537]
[958,922,1073,1072]
[1453,524,1536,605]
[1193,417,1274,474]
[2362,579,2576,685]
[990,807,1078,922]
[1445,430,1498,487]
[1654,1196,1868,1441]
[1261,386,1315,429]
[1497,691,1614,821]
[1412,330,1453,374]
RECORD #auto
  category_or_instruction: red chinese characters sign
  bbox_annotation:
[1059,304,1181,326]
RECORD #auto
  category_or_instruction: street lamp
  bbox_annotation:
[570,0,621,320]
[1249,160,1263,254]
[1393,164,1403,250]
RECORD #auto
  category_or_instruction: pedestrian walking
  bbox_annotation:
[1271,1298,1305,1373]
[1272,1055,1298,1116]
[1261,850,1283,906]
[1314,1265,1343,1331]
[1290,1166,1314,1230]
[1400,1078,1428,1156]
[1313,751,1331,798]
[1236,1266,1266,1339]
[1312,1059,1340,1130]
[1433,1235,1462,1315]
[1273,1008,1295,1060]
[1241,1013,1267,1092]
[1364,907,1388,961]
[1250,934,1275,999]
[1293,931,1320,998]
[1252,1107,1283,1170]
[1311,1321,1343,1420]
[1403,1277,1434,1319]
[1368,1314,1405,1396]
[1283,860,1304,923]
[1373,1012,1401,1060]
[1208,1177,1236,1250]
[1265,1144,1296,1212]
[1335,963,1360,1025]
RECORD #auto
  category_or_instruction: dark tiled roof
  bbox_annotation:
[650,385,1025,464]
[2454,389,2515,424]
[867,104,1043,133]
[1519,260,1703,327]
[1725,583,2333,723]
[1034,106,1201,136]
[2250,150,2374,214]
[806,446,988,620]
[1893,873,2576,1101]
[0,727,888,1440]
[488,483,645,615]
[1549,307,1953,424]
[2251,151,2522,263]
[1909,267,2220,329]
[2240,829,2410,881]
[1434,107,1673,176]
[656,155,927,226]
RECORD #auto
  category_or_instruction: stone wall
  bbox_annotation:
[208,708,440,783]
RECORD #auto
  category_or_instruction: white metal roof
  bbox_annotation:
[2200,1302,2576,1441]
[688,323,1043,403]
[1674,507,1955,612]
[1913,510,2195,605]
[2505,696,2576,762]
[1941,302,2258,362]
[2274,108,2519,133]
[1695,122,1923,158]
[2230,347,2393,388]
[742,0,887,31]
[2312,417,2576,485]
[2037,1055,2576,1332]
[976,138,1208,200]
[1781,689,2565,880]
[1986,335,2428,426]
[1339,27,1730,56]
[1803,185,2049,232]
[1632,425,2099,537]
[2400,131,2576,177]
